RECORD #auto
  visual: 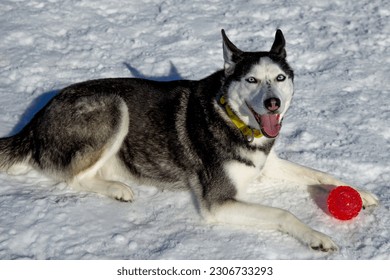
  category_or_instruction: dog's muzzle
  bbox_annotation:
[246,100,282,138]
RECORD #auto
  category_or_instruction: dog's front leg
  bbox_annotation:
[196,165,337,251]
[208,199,338,252]
[261,150,379,208]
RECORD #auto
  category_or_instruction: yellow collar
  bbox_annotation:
[219,95,263,142]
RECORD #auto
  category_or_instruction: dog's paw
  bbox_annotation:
[357,189,379,209]
[303,230,338,252]
[108,182,134,202]
[6,163,32,175]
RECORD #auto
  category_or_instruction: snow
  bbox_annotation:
[0,0,389,260]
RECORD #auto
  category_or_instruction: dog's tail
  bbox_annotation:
[0,133,31,172]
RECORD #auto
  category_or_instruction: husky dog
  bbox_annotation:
[0,29,378,251]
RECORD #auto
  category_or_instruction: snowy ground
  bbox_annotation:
[0,0,389,259]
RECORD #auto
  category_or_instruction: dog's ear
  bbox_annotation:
[270,29,286,58]
[221,29,243,76]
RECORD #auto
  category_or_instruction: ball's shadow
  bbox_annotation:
[307,184,335,216]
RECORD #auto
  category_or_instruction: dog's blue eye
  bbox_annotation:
[246,77,258,83]
[276,74,286,82]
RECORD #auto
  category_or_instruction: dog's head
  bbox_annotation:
[221,29,294,139]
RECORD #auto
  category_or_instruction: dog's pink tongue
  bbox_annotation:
[260,114,281,138]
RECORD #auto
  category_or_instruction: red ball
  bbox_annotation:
[327,186,362,220]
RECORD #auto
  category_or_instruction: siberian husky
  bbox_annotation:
[0,29,378,251]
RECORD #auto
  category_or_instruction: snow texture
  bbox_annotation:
[0,0,389,259]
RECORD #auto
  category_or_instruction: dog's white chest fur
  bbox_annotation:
[224,148,267,199]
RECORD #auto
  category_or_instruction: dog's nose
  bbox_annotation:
[264,97,281,112]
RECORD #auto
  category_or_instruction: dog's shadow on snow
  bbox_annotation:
[9,90,60,135]
[9,62,184,136]
[123,61,184,81]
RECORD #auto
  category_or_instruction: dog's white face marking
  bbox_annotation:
[227,57,294,135]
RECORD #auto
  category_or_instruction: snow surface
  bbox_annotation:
[0,0,389,259]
